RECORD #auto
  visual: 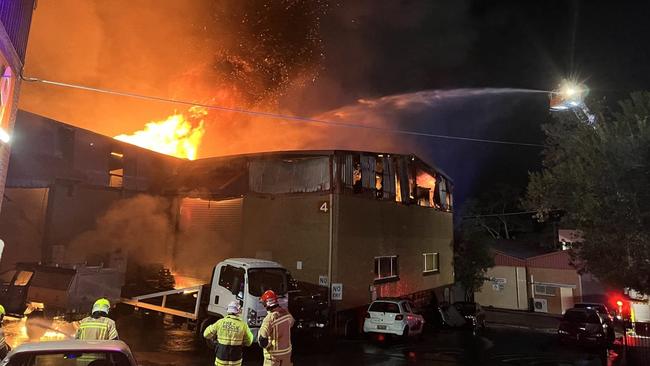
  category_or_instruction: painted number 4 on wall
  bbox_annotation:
[319,202,329,213]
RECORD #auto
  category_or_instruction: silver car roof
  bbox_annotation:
[8,340,133,356]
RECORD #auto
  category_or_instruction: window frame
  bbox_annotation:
[534,284,556,297]
[423,252,440,274]
[374,255,399,282]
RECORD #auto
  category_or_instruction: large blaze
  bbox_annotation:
[114,107,207,160]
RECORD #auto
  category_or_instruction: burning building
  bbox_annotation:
[2,110,454,319]
[0,0,36,215]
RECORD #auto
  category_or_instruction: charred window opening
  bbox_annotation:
[374,255,398,282]
[423,253,439,273]
[352,155,362,193]
[109,148,124,188]
[375,157,384,199]
[416,169,438,208]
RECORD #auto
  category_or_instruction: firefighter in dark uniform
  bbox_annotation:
[203,301,254,366]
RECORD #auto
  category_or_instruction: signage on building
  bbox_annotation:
[331,283,343,300]
[318,275,329,287]
[491,277,506,291]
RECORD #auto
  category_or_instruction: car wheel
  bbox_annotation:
[402,326,410,340]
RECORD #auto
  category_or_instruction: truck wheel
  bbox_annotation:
[199,317,220,350]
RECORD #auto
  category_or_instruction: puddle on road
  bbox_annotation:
[3,312,198,354]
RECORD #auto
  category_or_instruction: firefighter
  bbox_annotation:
[258,290,294,366]
[203,301,253,366]
[75,298,118,340]
[0,305,10,359]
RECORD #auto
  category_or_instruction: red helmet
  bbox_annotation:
[260,290,278,307]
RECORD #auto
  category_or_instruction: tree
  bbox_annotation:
[525,92,650,293]
[454,230,495,301]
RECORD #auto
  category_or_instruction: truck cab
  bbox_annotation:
[207,258,288,337]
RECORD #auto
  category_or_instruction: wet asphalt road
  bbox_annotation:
[4,313,617,366]
[117,314,615,366]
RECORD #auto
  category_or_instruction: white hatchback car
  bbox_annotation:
[363,298,425,338]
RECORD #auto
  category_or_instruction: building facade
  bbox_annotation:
[0,0,36,214]
[2,111,455,318]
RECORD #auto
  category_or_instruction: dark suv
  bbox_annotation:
[558,308,614,348]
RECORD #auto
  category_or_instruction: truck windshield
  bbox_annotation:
[248,268,287,297]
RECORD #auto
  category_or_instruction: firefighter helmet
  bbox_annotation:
[260,290,278,308]
[92,298,110,315]
[227,301,242,314]
[0,304,5,316]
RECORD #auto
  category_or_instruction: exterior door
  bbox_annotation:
[560,287,574,314]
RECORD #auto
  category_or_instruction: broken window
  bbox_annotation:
[352,155,362,193]
[249,156,330,194]
[374,256,398,281]
[423,253,439,273]
[375,157,384,198]
[109,149,124,188]
[416,170,437,207]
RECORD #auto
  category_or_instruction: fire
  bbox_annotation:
[115,107,207,160]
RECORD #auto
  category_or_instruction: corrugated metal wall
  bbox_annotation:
[0,0,35,63]
[179,197,243,232]
[248,157,330,194]
[526,250,574,270]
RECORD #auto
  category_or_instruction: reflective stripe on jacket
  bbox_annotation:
[203,315,253,366]
[75,316,118,340]
[258,307,294,358]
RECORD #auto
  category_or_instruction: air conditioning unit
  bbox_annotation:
[533,298,548,313]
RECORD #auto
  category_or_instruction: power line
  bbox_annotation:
[20,74,546,148]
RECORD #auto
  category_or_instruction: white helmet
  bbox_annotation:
[227,301,241,315]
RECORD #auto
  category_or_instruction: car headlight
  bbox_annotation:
[247,308,258,326]
[558,329,569,335]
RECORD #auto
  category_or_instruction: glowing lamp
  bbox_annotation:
[0,127,9,143]
[617,300,623,307]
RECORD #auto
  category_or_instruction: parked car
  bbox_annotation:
[452,301,487,330]
[363,298,425,339]
[558,308,615,348]
[573,302,613,323]
[0,340,137,366]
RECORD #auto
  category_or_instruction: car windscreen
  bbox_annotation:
[368,302,400,313]
[248,268,287,297]
[11,351,131,366]
[564,310,600,324]
[574,303,607,314]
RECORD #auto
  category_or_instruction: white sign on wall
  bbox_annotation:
[331,283,343,300]
[318,275,329,287]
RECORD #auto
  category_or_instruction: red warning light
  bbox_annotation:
[617,300,624,307]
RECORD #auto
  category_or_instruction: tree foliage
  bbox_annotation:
[525,92,650,293]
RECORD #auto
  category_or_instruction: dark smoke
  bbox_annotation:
[66,195,174,265]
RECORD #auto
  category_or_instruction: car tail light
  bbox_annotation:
[395,314,404,320]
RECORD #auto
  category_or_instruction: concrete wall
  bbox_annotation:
[240,194,330,286]
[335,195,454,310]
[475,265,528,310]
[529,267,581,314]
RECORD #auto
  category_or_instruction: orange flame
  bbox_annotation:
[115,107,207,160]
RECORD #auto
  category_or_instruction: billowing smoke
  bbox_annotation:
[66,195,175,266]
[19,0,327,141]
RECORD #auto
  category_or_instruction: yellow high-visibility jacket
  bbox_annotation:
[204,315,253,366]
[75,316,118,340]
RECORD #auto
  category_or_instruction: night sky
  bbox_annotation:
[18,0,650,206]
